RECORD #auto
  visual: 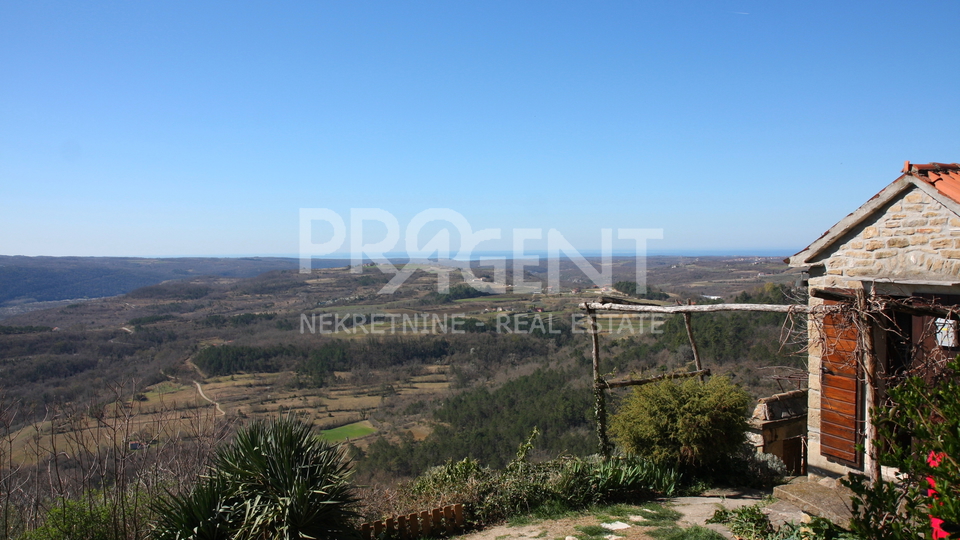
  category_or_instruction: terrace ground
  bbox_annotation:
[455,490,778,540]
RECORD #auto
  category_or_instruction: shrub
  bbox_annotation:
[609,376,751,474]
[152,476,233,540]
[714,448,789,489]
[553,455,680,507]
[18,490,160,540]
[743,451,789,487]
[406,457,551,525]
[20,498,116,540]
[402,430,678,526]
[152,416,360,540]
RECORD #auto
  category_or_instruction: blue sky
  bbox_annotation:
[2,1,959,258]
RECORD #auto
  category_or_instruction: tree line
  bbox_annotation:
[355,367,595,480]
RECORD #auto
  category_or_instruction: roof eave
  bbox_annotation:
[788,176,914,267]
[789,174,960,268]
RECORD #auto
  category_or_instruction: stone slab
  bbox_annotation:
[773,479,854,528]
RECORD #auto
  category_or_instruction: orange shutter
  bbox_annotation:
[819,300,863,467]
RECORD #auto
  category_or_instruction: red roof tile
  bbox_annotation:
[902,161,960,204]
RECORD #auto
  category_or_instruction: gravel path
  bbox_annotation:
[194,381,226,416]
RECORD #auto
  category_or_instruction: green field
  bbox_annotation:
[318,420,377,442]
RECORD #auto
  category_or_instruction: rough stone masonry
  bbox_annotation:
[814,186,960,289]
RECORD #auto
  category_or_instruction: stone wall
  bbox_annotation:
[813,186,960,289]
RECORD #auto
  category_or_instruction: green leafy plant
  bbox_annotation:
[403,430,678,526]
[842,356,960,540]
[609,376,750,474]
[554,455,680,508]
[707,504,771,540]
[708,503,858,540]
[20,498,117,540]
[152,476,234,540]
[152,416,360,540]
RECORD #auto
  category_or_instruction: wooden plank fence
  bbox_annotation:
[361,504,464,540]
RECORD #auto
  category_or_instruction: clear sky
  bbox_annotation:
[2,1,959,258]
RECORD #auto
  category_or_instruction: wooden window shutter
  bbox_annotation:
[819,299,863,468]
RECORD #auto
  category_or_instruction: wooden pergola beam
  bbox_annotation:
[580,302,812,314]
[811,288,958,319]
[601,369,711,389]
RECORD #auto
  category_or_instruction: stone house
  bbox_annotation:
[787,161,960,479]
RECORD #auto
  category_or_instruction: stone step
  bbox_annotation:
[773,479,854,528]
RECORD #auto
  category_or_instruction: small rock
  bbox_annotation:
[600,522,630,531]
[627,515,647,522]
[818,477,839,489]
[603,536,624,540]
[565,536,578,540]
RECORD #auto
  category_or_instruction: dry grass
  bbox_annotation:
[6,364,454,464]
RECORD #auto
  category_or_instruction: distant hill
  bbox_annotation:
[0,255,345,306]
[0,258,808,484]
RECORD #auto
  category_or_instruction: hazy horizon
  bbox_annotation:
[0,249,797,260]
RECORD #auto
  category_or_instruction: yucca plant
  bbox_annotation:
[152,475,236,540]
[152,416,360,540]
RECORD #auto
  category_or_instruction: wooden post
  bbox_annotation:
[374,521,384,539]
[587,308,611,460]
[386,517,395,538]
[454,504,464,529]
[857,289,880,482]
[682,309,704,382]
[407,513,420,538]
[361,523,372,540]
[397,515,407,539]
[443,505,456,534]
[432,508,442,533]
[420,510,431,537]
